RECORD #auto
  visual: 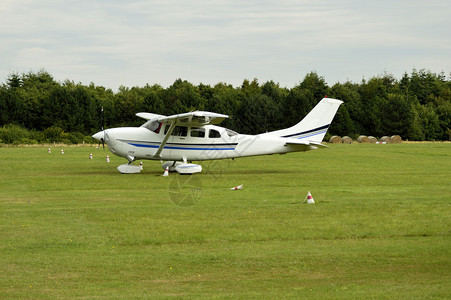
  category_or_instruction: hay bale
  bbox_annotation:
[357,135,370,143]
[391,135,402,143]
[380,136,391,143]
[329,135,342,143]
[342,136,353,144]
[368,136,378,143]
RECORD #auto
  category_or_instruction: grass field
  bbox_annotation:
[1,143,450,298]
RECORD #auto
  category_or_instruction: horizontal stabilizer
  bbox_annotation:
[307,141,330,148]
[285,139,329,150]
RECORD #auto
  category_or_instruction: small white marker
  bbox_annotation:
[162,166,169,176]
[230,184,243,190]
[306,191,315,204]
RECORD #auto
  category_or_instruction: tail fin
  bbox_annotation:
[263,98,343,142]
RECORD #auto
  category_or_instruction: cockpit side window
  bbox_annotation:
[209,129,221,138]
[190,127,205,138]
[144,121,163,133]
[164,125,187,137]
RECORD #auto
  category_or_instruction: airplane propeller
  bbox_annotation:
[96,106,106,150]
[100,106,105,149]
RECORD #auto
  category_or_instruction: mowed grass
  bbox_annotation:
[0,143,450,298]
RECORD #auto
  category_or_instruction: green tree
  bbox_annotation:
[409,69,446,105]
[19,71,58,130]
[413,103,441,140]
[284,86,311,127]
[86,83,115,132]
[432,93,451,140]
[330,82,360,135]
[379,93,414,137]
[114,86,146,126]
[206,83,241,131]
[241,78,260,96]
[299,72,329,103]
[161,79,203,115]
[284,72,330,128]
[358,77,389,136]
[1,69,450,143]
[261,81,287,130]
[236,93,278,134]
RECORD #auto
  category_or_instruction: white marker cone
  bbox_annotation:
[61,149,64,154]
[140,161,143,170]
[89,153,93,159]
[306,191,315,204]
[162,166,169,177]
[106,155,110,162]
[48,148,51,153]
[230,184,243,190]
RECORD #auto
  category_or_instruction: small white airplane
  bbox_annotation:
[92,97,343,174]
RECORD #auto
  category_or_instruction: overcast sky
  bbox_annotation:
[1,0,450,90]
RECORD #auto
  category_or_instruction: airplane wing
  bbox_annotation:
[145,111,229,158]
[136,112,166,120]
[158,111,229,125]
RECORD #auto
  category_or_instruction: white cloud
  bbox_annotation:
[1,0,450,89]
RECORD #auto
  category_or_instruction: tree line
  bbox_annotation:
[0,69,450,144]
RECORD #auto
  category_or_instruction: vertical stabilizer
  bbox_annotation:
[263,98,343,142]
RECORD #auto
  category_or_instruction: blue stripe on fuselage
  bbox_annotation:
[127,143,236,151]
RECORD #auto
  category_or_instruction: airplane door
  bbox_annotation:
[165,125,188,159]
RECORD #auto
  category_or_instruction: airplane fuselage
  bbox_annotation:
[92,98,343,173]
[103,124,309,162]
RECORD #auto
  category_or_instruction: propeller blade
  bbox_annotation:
[101,106,104,132]
[101,106,105,151]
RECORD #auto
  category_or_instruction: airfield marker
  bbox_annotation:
[106,155,110,162]
[230,184,243,190]
[306,191,315,204]
[162,166,169,176]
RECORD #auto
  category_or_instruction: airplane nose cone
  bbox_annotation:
[92,131,104,141]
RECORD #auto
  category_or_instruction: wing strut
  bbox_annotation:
[153,122,176,158]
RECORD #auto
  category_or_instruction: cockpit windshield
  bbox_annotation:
[226,129,239,137]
